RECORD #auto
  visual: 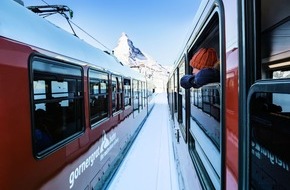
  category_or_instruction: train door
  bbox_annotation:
[186,3,225,189]
[239,0,290,189]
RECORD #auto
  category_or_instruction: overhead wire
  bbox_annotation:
[38,0,111,52]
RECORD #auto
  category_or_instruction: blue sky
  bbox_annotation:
[24,0,201,66]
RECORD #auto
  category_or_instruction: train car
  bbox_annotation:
[0,0,155,189]
[168,0,290,189]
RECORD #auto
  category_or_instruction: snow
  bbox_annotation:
[106,93,179,190]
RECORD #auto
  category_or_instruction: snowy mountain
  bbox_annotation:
[113,33,146,66]
[113,33,169,92]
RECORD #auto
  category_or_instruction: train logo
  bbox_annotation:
[100,131,119,161]
[69,131,119,189]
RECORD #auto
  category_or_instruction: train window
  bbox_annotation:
[174,71,178,112]
[189,11,221,145]
[187,10,222,189]
[193,88,202,108]
[139,81,144,110]
[176,60,186,140]
[179,60,185,124]
[249,91,290,189]
[241,1,290,188]
[190,84,221,145]
[260,0,290,78]
[272,70,290,79]
[112,75,123,113]
[132,79,139,113]
[89,69,109,126]
[124,78,131,107]
[30,56,84,158]
[169,76,174,118]
[202,84,220,121]
[145,82,147,104]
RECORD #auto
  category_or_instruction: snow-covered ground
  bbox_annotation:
[106,93,179,190]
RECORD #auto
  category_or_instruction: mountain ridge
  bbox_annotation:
[113,32,169,87]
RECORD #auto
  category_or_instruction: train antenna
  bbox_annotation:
[27,5,78,37]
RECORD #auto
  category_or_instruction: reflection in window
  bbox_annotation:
[273,70,290,79]
[133,80,139,112]
[31,57,84,157]
[139,81,144,110]
[178,61,185,123]
[124,78,131,107]
[202,86,220,121]
[250,92,290,189]
[34,80,46,100]
[112,75,122,113]
[89,69,109,126]
[193,88,202,108]
[190,84,221,148]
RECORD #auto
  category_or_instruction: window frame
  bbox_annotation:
[132,79,139,113]
[123,78,132,108]
[88,68,109,128]
[29,55,84,159]
[186,4,226,189]
[111,74,123,114]
[240,0,290,188]
[247,79,290,189]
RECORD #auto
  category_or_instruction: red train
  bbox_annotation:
[0,0,154,189]
[168,0,290,189]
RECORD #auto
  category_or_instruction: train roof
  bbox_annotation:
[0,0,145,81]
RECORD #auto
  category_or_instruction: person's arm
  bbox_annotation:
[180,75,196,89]
[194,68,220,87]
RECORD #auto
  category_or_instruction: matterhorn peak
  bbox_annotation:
[113,32,169,92]
[120,32,128,39]
[113,32,146,66]
[118,32,129,45]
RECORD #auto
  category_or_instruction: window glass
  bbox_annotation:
[33,60,81,76]
[189,12,221,148]
[178,62,184,125]
[33,80,46,100]
[250,92,290,189]
[187,12,221,188]
[273,71,290,79]
[112,75,122,113]
[142,82,146,108]
[124,78,131,107]
[89,69,109,126]
[31,57,84,157]
[100,81,107,94]
[93,83,100,95]
[139,81,143,110]
[133,80,139,112]
[174,72,178,112]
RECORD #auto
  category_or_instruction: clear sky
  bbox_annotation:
[23,0,201,66]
